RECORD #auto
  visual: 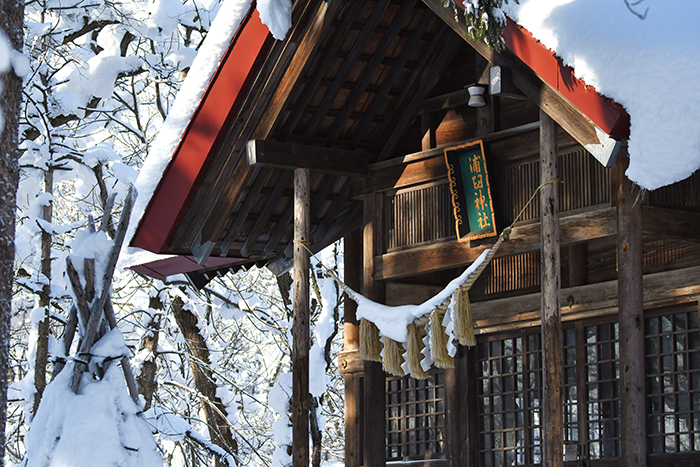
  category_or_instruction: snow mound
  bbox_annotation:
[24,367,162,467]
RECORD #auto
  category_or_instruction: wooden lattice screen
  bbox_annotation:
[386,372,446,461]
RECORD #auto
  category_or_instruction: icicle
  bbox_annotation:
[430,305,454,369]
[382,337,405,377]
[454,285,476,347]
[406,323,428,379]
[359,318,382,362]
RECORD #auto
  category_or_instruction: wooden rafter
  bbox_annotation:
[376,29,462,160]
[301,0,394,142]
[349,12,435,147]
[278,0,365,141]
[322,0,420,145]
[246,139,371,175]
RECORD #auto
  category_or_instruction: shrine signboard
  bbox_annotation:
[444,140,497,241]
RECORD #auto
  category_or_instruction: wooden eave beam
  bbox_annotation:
[375,206,617,280]
[352,122,541,196]
[420,88,471,112]
[471,264,700,333]
[421,0,623,168]
[246,140,371,176]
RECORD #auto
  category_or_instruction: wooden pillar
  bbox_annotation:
[363,193,386,467]
[420,110,434,151]
[292,168,310,467]
[476,54,496,136]
[616,153,646,467]
[344,229,361,467]
[345,229,361,352]
[540,110,563,467]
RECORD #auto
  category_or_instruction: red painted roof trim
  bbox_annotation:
[131,256,246,280]
[502,18,630,139]
[131,6,273,255]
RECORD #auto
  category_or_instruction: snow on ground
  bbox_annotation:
[503,0,700,190]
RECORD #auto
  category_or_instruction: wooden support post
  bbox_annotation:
[420,110,434,151]
[345,229,361,353]
[476,54,496,137]
[540,110,563,467]
[459,346,479,466]
[363,193,386,467]
[293,168,310,467]
[344,229,361,467]
[616,153,647,467]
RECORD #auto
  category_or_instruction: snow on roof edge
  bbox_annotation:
[503,0,700,191]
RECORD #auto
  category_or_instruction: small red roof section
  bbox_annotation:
[503,18,630,139]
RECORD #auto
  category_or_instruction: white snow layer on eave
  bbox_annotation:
[121,0,255,270]
[503,0,700,190]
[355,249,489,343]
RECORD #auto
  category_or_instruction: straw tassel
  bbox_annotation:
[359,318,383,362]
[454,285,476,347]
[405,322,428,379]
[382,338,405,377]
[430,305,454,369]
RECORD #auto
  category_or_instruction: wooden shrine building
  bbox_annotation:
[129,1,700,466]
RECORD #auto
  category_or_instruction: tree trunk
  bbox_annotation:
[136,291,163,411]
[33,167,53,415]
[171,295,238,466]
[0,1,25,464]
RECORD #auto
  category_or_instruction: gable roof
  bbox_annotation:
[128,0,630,282]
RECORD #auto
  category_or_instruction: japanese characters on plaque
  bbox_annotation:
[444,140,497,241]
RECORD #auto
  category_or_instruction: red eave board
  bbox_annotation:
[503,18,630,139]
[131,6,273,255]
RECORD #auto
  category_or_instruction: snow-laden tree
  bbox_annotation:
[8,0,345,465]
[12,0,216,420]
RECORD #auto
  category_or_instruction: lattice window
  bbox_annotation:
[563,327,579,453]
[386,373,446,460]
[477,333,543,466]
[646,309,700,454]
[584,322,621,459]
[479,322,622,465]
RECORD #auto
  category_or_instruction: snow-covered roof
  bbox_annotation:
[504,0,700,190]
[126,0,700,279]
